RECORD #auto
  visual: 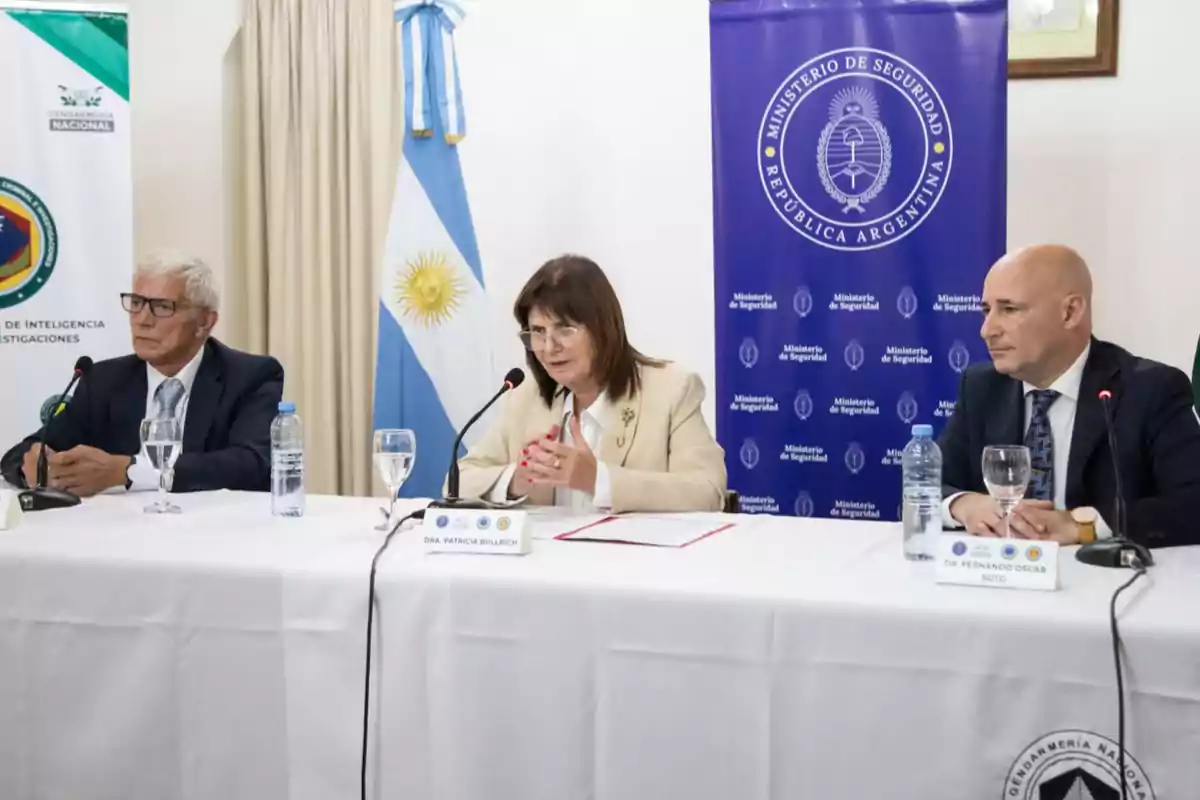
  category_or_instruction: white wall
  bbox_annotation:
[118,0,1198,413]
[128,0,242,335]
[1007,1,1200,373]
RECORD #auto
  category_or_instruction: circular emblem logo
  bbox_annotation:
[794,491,815,518]
[897,392,919,424]
[951,540,968,557]
[739,337,760,368]
[757,48,952,252]
[0,177,58,309]
[496,517,511,532]
[1001,543,1019,560]
[793,286,814,317]
[844,442,866,475]
[793,389,815,421]
[435,515,450,529]
[1004,730,1155,800]
[844,339,865,371]
[476,515,491,531]
[739,438,760,470]
[949,340,972,374]
[1026,545,1043,562]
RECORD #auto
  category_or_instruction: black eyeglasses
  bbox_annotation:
[121,293,189,318]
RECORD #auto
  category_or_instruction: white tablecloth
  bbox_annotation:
[1,492,1197,800]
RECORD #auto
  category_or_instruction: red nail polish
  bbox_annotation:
[520,460,527,467]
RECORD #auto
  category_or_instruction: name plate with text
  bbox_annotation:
[422,509,531,555]
[935,535,1059,591]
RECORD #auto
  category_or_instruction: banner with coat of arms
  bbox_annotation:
[0,4,131,453]
[711,0,1007,520]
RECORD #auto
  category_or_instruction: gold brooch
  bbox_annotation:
[616,408,635,447]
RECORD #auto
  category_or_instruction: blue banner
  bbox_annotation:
[711,0,1007,520]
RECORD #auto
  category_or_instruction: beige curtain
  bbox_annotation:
[234,0,400,495]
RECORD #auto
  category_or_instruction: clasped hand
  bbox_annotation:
[508,416,598,497]
[950,493,1080,545]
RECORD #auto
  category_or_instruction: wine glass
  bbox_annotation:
[140,418,182,514]
[982,445,1031,538]
[373,429,416,530]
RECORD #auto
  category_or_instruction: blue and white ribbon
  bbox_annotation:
[395,0,467,144]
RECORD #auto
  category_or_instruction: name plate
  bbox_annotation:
[0,490,23,531]
[935,535,1059,591]
[422,509,531,555]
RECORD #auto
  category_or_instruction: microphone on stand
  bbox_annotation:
[19,355,93,512]
[1075,388,1154,568]
[429,367,525,510]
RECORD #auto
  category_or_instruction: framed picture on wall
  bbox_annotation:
[1008,0,1119,79]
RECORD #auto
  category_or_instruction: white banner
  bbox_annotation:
[0,5,131,450]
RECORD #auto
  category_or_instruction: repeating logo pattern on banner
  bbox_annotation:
[711,1,1006,519]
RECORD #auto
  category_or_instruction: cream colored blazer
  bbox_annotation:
[457,363,727,513]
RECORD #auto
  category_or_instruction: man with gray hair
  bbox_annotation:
[1,251,284,495]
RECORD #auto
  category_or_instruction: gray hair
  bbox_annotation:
[135,250,220,311]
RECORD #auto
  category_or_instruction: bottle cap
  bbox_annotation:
[278,401,296,414]
[911,424,933,437]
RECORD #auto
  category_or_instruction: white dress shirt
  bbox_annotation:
[489,392,614,511]
[942,344,1112,537]
[123,347,206,492]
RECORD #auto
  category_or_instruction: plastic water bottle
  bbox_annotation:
[901,423,942,561]
[270,401,305,517]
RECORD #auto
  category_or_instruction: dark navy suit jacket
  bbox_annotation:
[938,338,1200,549]
[1,339,284,492]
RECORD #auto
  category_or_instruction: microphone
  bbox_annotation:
[1076,388,1154,568]
[19,356,92,512]
[430,367,525,509]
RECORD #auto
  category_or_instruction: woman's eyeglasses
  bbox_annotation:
[519,326,580,351]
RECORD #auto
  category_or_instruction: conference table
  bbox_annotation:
[0,491,1197,800]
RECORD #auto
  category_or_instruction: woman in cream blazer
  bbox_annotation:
[456,255,727,513]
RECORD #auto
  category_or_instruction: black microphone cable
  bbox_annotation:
[360,507,425,800]
[1109,551,1147,800]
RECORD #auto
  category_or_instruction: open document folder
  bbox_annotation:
[526,508,735,548]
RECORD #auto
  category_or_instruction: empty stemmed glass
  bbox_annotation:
[373,429,416,530]
[140,417,182,514]
[982,445,1031,538]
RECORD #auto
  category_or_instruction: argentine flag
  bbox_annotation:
[374,0,495,498]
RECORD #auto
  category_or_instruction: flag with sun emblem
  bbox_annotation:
[374,0,495,498]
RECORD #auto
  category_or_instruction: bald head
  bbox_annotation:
[980,244,1094,387]
[995,244,1093,303]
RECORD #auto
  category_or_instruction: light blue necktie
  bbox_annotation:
[155,377,185,421]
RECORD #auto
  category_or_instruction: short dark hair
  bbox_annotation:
[513,255,662,405]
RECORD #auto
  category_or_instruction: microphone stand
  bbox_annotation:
[1075,391,1153,568]
[19,372,86,512]
[430,378,519,510]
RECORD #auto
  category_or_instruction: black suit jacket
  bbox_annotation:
[938,338,1200,549]
[1,339,284,493]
